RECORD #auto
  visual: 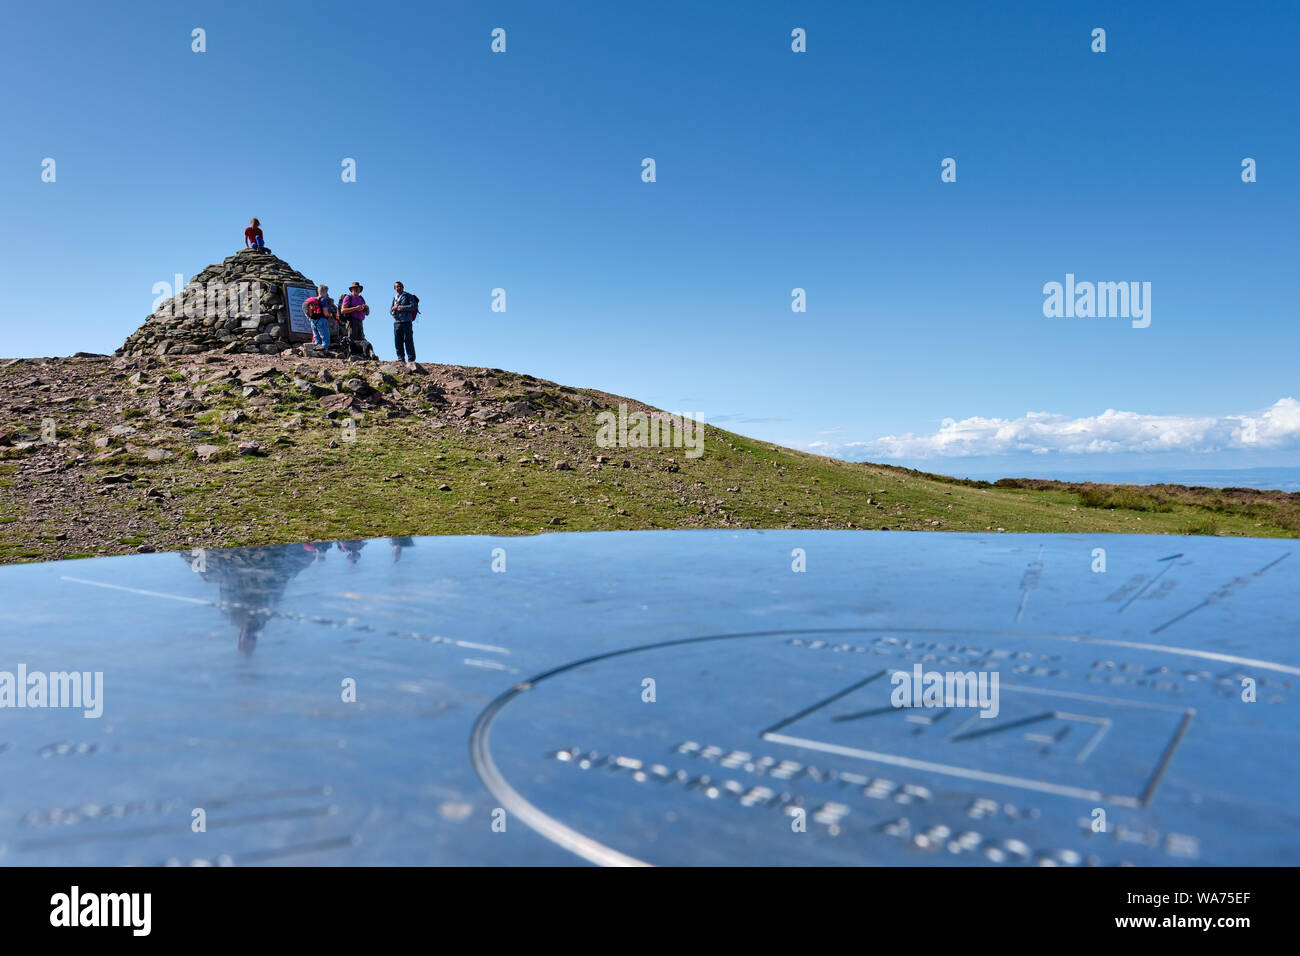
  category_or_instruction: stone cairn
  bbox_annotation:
[117,248,318,357]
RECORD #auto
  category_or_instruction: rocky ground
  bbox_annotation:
[0,352,612,560]
[0,354,1295,564]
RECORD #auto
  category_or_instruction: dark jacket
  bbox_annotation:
[391,292,417,322]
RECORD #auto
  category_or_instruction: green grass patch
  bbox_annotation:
[1078,485,1174,513]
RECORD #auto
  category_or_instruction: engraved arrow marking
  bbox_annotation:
[1151,553,1290,635]
[1015,546,1044,623]
[1118,553,1183,613]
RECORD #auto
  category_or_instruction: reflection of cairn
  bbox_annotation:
[182,545,315,652]
[118,247,315,357]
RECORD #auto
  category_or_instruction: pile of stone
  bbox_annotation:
[117,248,316,358]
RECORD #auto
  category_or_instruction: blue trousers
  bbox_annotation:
[311,317,331,349]
[394,321,415,361]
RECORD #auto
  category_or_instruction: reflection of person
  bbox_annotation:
[244,218,265,250]
[337,540,366,564]
[182,545,314,654]
[303,284,337,350]
[389,537,415,563]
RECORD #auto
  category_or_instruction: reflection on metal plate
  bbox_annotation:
[0,531,1294,865]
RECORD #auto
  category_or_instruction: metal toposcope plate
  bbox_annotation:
[0,531,1294,866]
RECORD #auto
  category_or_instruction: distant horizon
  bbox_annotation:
[892,464,1300,491]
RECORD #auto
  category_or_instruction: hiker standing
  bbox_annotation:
[302,284,337,351]
[390,281,418,363]
[338,281,369,352]
[244,218,265,250]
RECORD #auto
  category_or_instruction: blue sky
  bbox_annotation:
[1,0,1296,475]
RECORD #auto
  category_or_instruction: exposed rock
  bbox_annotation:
[319,394,353,412]
[117,248,318,358]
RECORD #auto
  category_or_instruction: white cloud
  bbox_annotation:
[817,397,1300,459]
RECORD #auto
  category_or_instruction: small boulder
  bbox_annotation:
[319,394,354,412]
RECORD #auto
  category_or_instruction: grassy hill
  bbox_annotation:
[0,354,1295,564]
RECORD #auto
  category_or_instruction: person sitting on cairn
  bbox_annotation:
[244,217,266,251]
